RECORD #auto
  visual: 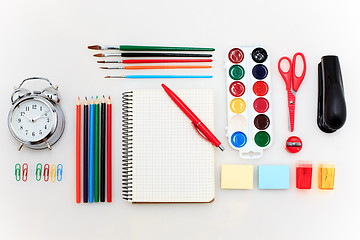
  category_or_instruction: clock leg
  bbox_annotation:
[18,143,24,151]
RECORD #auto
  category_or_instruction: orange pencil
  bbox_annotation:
[100,65,212,70]
[76,97,81,203]
[107,97,112,202]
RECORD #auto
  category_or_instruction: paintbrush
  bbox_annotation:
[88,45,215,51]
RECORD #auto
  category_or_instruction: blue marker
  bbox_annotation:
[89,97,95,202]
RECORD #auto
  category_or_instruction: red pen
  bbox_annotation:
[161,84,225,151]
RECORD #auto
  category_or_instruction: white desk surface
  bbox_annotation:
[1,0,359,239]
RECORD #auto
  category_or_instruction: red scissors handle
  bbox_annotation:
[278,56,292,91]
[291,52,306,92]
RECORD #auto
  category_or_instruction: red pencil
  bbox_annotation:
[107,97,112,202]
[76,97,81,203]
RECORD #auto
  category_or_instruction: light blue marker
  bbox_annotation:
[89,97,95,202]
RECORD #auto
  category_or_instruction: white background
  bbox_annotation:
[0,0,359,239]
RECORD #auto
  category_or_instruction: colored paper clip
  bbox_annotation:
[50,164,56,182]
[15,164,21,181]
[57,164,63,181]
[43,164,50,182]
[22,163,28,182]
[36,163,42,181]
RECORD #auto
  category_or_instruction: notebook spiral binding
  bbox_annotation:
[122,92,134,200]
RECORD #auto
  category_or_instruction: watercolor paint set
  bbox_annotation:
[225,47,273,159]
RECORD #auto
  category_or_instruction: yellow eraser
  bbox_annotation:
[318,163,335,190]
[221,165,253,189]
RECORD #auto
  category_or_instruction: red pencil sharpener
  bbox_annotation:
[286,136,302,153]
[296,161,312,189]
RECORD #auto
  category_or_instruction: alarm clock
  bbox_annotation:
[8,77,65,150]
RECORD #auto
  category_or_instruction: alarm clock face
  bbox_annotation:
[10,98,56,142]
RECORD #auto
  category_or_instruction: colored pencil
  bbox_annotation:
[88,45,215,51]
[83,97,89,203]
[94,53,212,58]
[76,97,81,203]
[105,75,213,79]
[89,97,94,203]
[107,97,112,202]
[94,97,100,202]
[100,65,212,70]
[97,59,213,64]
[100,96,106,202]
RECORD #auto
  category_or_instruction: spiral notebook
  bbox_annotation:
[122,89,215,203]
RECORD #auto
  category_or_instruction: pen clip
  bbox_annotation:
[22,163,28,182]
[15,164,21,181]
[191,122,212,143]
[50,165,56,182]
[43,164,50,182]
[57,164,63,181]
[36,163,42,181]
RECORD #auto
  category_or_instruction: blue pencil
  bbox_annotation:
[105,75,213,79]
[89,97,94,203]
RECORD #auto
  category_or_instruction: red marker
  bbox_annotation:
[161,84,224,151]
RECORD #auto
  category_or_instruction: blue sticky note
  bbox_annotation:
[258,165,290,189]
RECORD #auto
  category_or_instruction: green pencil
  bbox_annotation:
[94,97,100,202]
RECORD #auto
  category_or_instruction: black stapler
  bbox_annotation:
[317,56,346,133]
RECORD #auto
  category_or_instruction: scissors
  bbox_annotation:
[278,52,306,132]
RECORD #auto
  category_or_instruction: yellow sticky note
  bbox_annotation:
[221,165,253,189]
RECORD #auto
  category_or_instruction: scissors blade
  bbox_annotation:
[287,90,296,132]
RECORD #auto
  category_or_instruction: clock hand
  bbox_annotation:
[23,114,33,122]
[33,111,50,121]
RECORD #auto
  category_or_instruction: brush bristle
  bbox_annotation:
[104,76,110,78]
[100,67,107,69]
[94,53,103,57]
[88,45,100,50]
[97,61,105,63]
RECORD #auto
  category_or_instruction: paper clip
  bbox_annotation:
[50,164,56,182]
[22,163,28,182]
[57,164,63,181]
[15,164,21,181]
[44,164,50,182]
[36,163,42,181]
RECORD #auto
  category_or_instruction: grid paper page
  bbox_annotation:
[130,89,215,203]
